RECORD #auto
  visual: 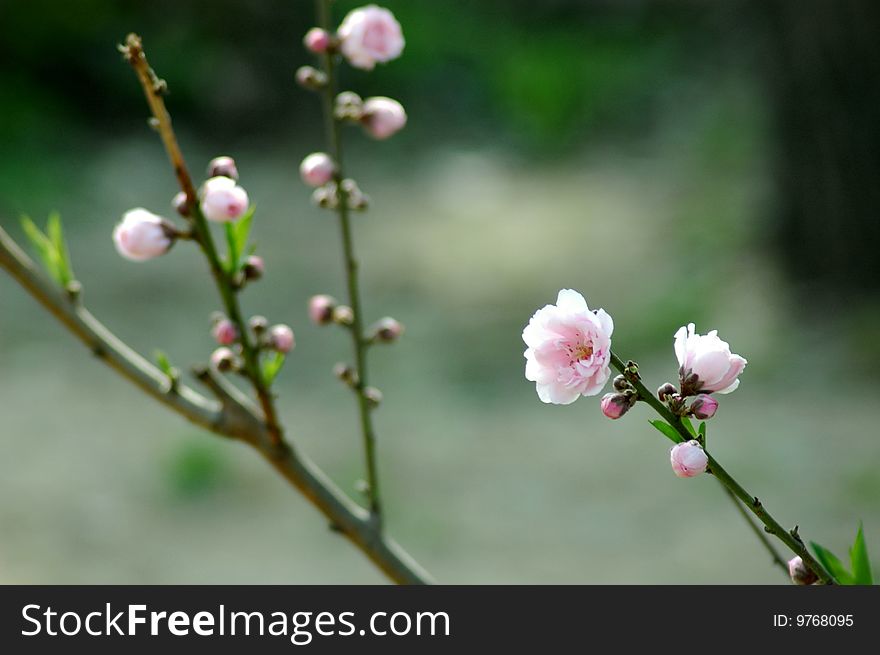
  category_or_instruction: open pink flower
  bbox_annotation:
[674,322,747,394]
[523,289,613,405]
[337,5,404,70]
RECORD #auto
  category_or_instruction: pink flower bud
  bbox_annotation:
[269,324,295,354]
[243,255,264,281]
[303,27,331,54]
[299,153,336,187]
[670,440,708,478]
[363,386,383,408]
[210,347,236,372]
[600,392,631,420]
[657,382,677,402]
[788,556,818,585]
[113,208,173,262]
[172,191,191,217]
[212,318,238,346]
[249,315,268,335]
[207,156,239,181]
[690,394,718,419]
[309,294,337,325]
[337,5,405,71]
[372,317,404,343]
[200,176,249,223]
[361,96,407,140]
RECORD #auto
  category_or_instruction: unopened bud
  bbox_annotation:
[371,317,404,343]
[303,27,332,54]
[248,315,268,335]
[300,152,336,188]
[332,305,354,326]
[268,324,295,354]
[788,556,818,586]
[172,191,191,217]
[334,91,364,121]
[333,362,358,386]
[210,347,237,372]
[242,255,264,281]
[690,394,718,420]
[113,208,175,262]
[295,65,327,90]
[309,294,337,325]
[612,374,629,392]
[361,96,407,140]
[200,176,249,223]
[340,178,369,211]
[207,155,239,181]
[600,392,631,420]
[212,318,238,346]
[670,440,708,478]
[657,382,678,402]
[363,386,383,408]
[312,183,339,209]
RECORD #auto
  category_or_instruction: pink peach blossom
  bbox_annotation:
[674,322,747,394]
[337,5,404,71]
[690,394,718,419]
[600,393,630,419]
[200,176,249,223]
[670,440,708,478]
[361,96,407,140]
[523,289,614,405]
[113,208,173,262]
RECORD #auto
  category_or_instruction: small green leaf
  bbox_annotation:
[811,542,855,585]
[46,212,73,286]
[21,215,61,283]
[698,421,706,437]
[223,204,255,274]
[649,420,682,444]
[849,523,873,586]
[261,351,285,385]
[153,349,180,389]
[680,417,697,437]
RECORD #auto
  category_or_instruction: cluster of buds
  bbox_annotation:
[307,294,357,328]
[297,6,407,141]
[113,156,251,263]
[250,315,295,354]
[599,374,638,420]
[658,381,720,421]
[208,315,294,375]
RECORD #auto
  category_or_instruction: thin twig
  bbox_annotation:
[722,486,790,575]
[315,1,383,522]
[0,223,432,584]
[609,352,833,584]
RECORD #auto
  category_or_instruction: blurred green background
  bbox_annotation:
[1,0,878,583]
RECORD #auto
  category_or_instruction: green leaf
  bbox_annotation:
[849,523,873,586]
[21,215,61,283]
[153,349,179,389]
[261,351,285,386]
[811,542,855,585]
[649,420,682,444]
[223,204,255,274]
[680,417,697,437]
[46,212,73,286]
[698,421,706,438]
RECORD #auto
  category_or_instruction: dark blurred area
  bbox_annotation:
[1,0,878,583]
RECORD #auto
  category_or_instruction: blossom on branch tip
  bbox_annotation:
[337,5,404,71]
[200,176,249,223]
[300,153,336,187]
[268,324,295,354]
[361,97,407,140]
[674,322,747,395]
[113,208,174,261]
[523,289,614,405]
[670,440,708,478]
